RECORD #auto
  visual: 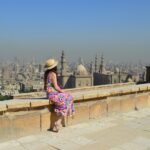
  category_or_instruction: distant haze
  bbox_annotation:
[0,0,150,63]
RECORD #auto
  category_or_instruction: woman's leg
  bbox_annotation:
[53,116,64,132]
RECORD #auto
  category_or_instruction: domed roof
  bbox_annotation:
[76,64,88,75]
[127,78,133,82]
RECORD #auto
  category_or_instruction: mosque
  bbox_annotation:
[58,51,92,88]
[58,51,132,89]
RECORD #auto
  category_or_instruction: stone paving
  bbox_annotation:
[0,108,150,150]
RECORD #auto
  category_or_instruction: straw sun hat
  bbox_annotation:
[44,58,58,71]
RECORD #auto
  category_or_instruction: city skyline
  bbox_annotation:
[0,0,150,63]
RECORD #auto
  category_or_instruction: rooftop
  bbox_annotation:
[0,108,150,150]
[0,82,150,150]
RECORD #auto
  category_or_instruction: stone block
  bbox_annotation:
[0,104,7,112]
[119,88,131,95]
[148,94,150,107]
[120,95,136,112]
[83,92,97,100]
[40,109,51,131]
[97,91,110,98]
[6,102,30,110]
[30,100,49,108]
[12,111,41,138]
[73,94,84,101]
[107,97,121,115]
[0,116,14,142]
[110,89,120,96]
[67,103,89,126]
[89,100,107,119]
[135,94,149,109]
[139,85,148,91]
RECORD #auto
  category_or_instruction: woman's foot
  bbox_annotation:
[53,122,60,132]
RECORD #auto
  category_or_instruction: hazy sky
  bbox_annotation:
[0,0,150,63]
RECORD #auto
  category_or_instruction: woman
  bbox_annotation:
[44,58,75,132]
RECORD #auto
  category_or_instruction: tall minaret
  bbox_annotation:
[90,61,94,86]
[99,54,104,73]
[90,61,94,74]
[61,50,64,73]
[61,50,67,75]
[95,54,98,73]
[1,67,4,89]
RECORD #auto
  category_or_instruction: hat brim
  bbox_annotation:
[44,61,58,71]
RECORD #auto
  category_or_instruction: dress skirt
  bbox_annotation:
[47,91,75,117]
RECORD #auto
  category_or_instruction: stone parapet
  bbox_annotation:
[0,83,150,142]
[13,82,135,99]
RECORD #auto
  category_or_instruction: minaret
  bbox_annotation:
[61,50,65,75]
[95,54,98,73]
[90,61,94,74]
[99,54,104,73]
[90,61,94,86]
[60,50,69,75]
[1,67,4,89]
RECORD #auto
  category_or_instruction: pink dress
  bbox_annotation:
[46,79,75,117]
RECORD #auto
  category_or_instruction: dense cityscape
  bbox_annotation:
[0,50,148,99]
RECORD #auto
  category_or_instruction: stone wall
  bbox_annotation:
[0,83,150,142]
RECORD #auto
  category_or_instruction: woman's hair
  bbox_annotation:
[44,67,57,91]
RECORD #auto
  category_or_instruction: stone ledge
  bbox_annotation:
[1,83,150,113]
[13,82,135,98]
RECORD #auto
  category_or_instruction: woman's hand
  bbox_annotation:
[59,89,64,93]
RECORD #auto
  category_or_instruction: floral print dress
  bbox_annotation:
[46,79,75,117]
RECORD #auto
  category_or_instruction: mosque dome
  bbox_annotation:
[127,78,133,82]
[76,64,88,75]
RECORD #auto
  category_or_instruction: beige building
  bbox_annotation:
[59,51,92,89]
[73,64,92,88]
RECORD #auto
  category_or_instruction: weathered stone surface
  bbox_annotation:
[30,100,49,108]
[139,85,148,91]
[89,100,107,119]
[148,94,150,106]
[119,88,132,95]
[120,95,136,112]
[0,104,7,112]
[97,91,110,97]
[12,111,41,138]
[83,91,98,100]
[107,97,121,115]
[135,94,149,109]
[1,108,150,150]
[40,109,51,131]
[0,116,14,142]
[72,93,84,101]
[67,103,89,125]
[6,102,30,110]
